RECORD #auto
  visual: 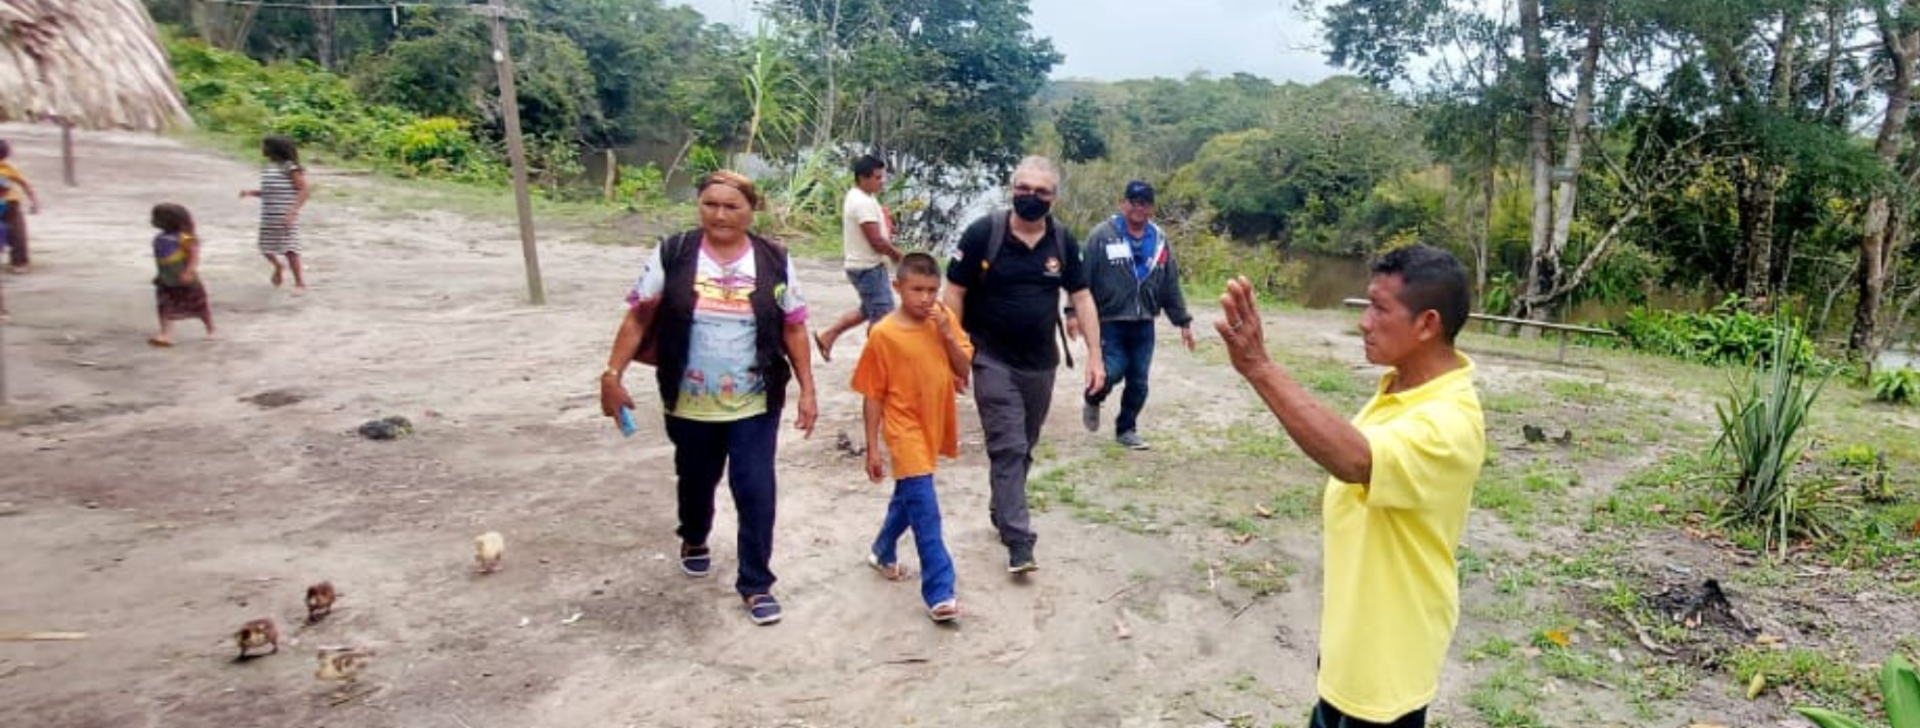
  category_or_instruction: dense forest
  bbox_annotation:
[147,0,1920,370]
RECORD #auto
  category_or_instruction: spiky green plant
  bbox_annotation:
[1711,314,1833,560]
[1796,653,1920,728]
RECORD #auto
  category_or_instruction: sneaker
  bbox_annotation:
[1117,431,1150,451]
[745,594,783,625]
[1081,401,1100,432]
[679,543,712,578]
[1007,542,1038,574]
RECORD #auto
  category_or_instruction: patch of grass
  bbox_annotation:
[1724,645,1874,707]
[1475,462,1578,528]
[1224,419,1296,460]
[1466,661,1547,728]
[1537,645,1609,683]
[1479,390,1537,415]
[1545,379,1611,406]
[1219,556,1296,596]
[1264,485,1319,521]
[1466,634,1516,662]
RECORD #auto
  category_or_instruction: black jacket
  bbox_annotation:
[1081,217,1192,328]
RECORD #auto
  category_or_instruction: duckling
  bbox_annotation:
[1521,424,1547,444]
[314,646,374,687]
[305,581,337,624]
[474,531,504,574]
[234,617,278,658]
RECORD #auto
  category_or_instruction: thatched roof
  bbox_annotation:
[0,0,190,131]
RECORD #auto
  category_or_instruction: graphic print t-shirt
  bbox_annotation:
[628,243,807,422]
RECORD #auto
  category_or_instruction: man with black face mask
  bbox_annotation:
[942,156,1105,574]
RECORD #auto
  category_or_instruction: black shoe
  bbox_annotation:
[1007,542,1038,574]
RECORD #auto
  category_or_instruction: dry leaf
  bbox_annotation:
[1542,628,1572,648]
[1113,619,1132,640]
[1254,504,1273,519]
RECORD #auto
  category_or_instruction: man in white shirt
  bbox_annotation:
[814,155,904,362]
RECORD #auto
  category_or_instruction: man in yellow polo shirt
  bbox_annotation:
[1215,244,1485,728]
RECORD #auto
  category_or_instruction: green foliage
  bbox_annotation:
[1169,78,1428,247]
[1728,646,1876,709]
[1055,96,1108,163]
[1711,315,1836,559]
[168,36,506,184]
[1616,296,1824,369]
[1872,368,1920,405]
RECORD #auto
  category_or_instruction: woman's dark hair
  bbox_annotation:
[1370,244,1471,343]
[262,135,300,164]
[151,203,196,236]
[696,169,763,210]
[0,139,11,160]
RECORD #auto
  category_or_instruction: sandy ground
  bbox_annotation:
[0,124,1364,728]
[5,124,1906,728]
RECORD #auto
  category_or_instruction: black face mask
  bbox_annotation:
[1012,193,1051,221]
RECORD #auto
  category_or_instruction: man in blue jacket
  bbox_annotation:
[1074,180,1194,450]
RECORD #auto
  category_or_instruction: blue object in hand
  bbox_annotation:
[616,406,637,438]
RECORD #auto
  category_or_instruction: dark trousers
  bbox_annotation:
[871,474,956,607]
[664,409,781,596]
[1307,699,1427,728]
[971,352,1054,547]
[1086,320,1155,435]
[5,204,26,267]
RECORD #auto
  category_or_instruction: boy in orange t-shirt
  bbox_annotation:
[851,252,973,623]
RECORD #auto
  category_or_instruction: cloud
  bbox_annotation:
[669,0,1341,83]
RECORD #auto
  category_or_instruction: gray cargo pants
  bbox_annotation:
[971,352,1056,548]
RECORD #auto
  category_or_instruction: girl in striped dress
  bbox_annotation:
[240,136,310,289]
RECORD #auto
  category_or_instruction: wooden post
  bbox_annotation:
[60,118,75,187]
[603,149,617,204]
[476,0,545,305]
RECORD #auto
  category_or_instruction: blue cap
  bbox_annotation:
[1124,180,1154,204]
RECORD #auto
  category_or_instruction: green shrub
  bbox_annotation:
[1796,653,1920,728]
[1873,367,1920,405]
[1712,315,1839,559]
[1617,295,1826,370]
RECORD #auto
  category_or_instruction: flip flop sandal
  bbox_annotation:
[866,552,910,581]
[744,594,783,626]
[147,337,174,348]
[928,600,960,623]
[812,329,832,362]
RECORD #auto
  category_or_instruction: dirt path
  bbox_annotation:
[10,124,1897,728]
[0,124,1382,728]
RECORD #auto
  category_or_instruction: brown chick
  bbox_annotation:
[234,617,279,658]
[314,646,374,685]
[305,581,337,624]
[474,531,504,574]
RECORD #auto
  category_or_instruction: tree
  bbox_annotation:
[1854,0,1920,359]
[1055,95,1107,163]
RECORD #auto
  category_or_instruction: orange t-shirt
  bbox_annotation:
[0,162,25,202]
[850,306,972,479]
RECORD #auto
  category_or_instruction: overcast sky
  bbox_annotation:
[672,0,1343,84]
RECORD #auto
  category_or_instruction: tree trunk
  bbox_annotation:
[1521,2,1601,325]
[310,1,337,69]
[1741,11,1800,305]
[1517,0,1555,326]
[1853,3,1920,356]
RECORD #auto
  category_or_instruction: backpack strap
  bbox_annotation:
[982,210,1068,278]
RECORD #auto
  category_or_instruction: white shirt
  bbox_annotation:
[841,186,889,270]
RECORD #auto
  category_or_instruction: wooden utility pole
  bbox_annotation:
[474,0,545,305]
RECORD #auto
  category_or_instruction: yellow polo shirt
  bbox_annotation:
[1317,353,1484,722]
[0,162,24,203]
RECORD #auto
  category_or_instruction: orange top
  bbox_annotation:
[850,305,972,478]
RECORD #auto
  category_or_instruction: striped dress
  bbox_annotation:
[257,161,302,255]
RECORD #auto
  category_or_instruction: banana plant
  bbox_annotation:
[1796,654,1920,728]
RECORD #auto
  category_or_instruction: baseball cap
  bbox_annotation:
[1124,180,1154,204]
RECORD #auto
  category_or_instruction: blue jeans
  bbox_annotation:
[1087,320,1155,435]
[664,410,781,596]
[871,473,956,607]
[845,264,895,323]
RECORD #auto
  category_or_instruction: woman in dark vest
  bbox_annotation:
[599,170,818,626]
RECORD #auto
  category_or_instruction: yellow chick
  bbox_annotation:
[234,617,279,658]
[474,532,504,573]
[314,646,374,685]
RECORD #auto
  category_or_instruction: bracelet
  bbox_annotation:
[601,366,622,380]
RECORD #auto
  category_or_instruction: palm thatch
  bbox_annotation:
[0,0,190,131]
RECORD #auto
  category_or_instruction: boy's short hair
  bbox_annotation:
[896,252,940,281]
[0,139,11,159]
